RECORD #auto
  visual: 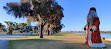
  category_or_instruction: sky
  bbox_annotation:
[0,0,111,31]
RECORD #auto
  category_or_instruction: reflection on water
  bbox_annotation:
[71,32,111,39]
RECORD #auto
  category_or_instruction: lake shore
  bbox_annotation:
[5,33,111,49]
[64,32,111,39]
[63,31,111,33]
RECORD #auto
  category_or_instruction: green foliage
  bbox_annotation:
[0,23,2,28]
[0,23,6,30]
[3,2,32,18]
[18,23,27,30]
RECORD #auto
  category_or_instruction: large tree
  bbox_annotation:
[3,0,64,38]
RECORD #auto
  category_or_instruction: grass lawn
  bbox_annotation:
[8,33,110,49]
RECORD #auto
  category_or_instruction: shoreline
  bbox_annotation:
[103,38,111,41]
[62,31,111,33]
[62,32,111,40]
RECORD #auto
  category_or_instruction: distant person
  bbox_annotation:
[84,7,105,47]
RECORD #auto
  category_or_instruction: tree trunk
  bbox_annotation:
[40,24,44,38]
[53,31,55,34]
[50,31,53,35]
[47,30,50,35]
[7,29,12,35]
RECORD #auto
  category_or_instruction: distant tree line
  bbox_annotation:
[5,21,38,34]
[0,23,6,31]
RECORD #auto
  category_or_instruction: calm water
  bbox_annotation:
[71,32,111,39]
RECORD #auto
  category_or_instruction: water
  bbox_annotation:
[71,32,111,39]
[0,34,24,36]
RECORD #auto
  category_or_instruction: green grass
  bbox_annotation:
[8,39,104,49]
[8,33,109,49]
[8,40,14,49]
[8,33,70,49]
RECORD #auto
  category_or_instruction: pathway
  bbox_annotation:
[0,40,9,49]
[0,34,26,49]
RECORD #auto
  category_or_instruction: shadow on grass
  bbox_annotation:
[8,39,59,49]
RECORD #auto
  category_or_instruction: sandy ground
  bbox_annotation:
[0,33,111,49]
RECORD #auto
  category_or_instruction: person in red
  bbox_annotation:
[84,7,105,47]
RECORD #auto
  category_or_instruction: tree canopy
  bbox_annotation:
[3,0,64,37]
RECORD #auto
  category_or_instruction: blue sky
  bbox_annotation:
[0,0,111,31]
